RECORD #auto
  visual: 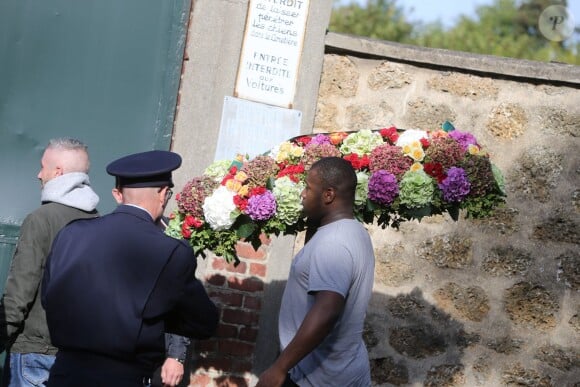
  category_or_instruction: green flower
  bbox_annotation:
[491,163,506,195]
[272,176,304,225]
[204,159,233,182]
[355,171,370,207]
[339,129,384,156]
[399,170,435,208]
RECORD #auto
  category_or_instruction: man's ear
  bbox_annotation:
[111,188,123,204]
[323,187,336,204]
[54,166,64,177]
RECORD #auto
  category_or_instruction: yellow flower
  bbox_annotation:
[468,144,480,155]
[237,185,250,197]
[290,146,304,158]
[275,151,289,163]
[235,171,248,182]
[274,142,292,162]
[225,179,242,192]
[410,162,423,172]
[279,142,292,151]
[275,141,304,162]
[410,148,425,161]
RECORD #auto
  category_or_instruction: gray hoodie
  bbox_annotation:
[0,173,99,354]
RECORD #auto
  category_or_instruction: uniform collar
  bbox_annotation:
[114,204,155,222]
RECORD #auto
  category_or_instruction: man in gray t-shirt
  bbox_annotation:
[257,157,375,387]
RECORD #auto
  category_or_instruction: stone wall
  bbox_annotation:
[314,33,580,386]
[183,29,579,386]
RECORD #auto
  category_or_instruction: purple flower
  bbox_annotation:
[438,167,471,202]
[448,130,478,152]
[246,190,277,221]
[368,170,399,206]
[308,134,332,146]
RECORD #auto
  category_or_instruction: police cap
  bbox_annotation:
[106,150,182,188]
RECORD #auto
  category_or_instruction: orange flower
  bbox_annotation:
[329,132,348,145]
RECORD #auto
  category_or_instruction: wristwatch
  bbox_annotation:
[172,357,185,364]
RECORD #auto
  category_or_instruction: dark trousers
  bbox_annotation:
[47,351,152,387]
[283,373,299,387]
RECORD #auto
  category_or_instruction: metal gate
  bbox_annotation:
[0,0,192,378]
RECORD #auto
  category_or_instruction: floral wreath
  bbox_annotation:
[165,123,506,264]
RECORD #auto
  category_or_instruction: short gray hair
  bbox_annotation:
[46,137,90,173]
[47,137,88,152]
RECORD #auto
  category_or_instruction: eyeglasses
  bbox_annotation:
[158,186,173,204]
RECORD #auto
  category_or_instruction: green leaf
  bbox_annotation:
[236,221,257,239]
[447,204,460,221]
[223,250,240,266]
[250,235,262,251]
[404,205,432,220]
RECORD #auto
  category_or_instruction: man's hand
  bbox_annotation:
[161,358,184,386]
[256,365,287,387]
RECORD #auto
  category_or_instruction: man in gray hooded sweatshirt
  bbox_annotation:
[0,138,99,386]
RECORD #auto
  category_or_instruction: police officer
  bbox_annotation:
[42,150,218,387]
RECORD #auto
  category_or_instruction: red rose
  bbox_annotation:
[424,162,446,183]
[287,174,300,183]
[420,138,430,149]
[249,186,266,196]
[277,163,305,181]
[379,127,399,144]
[184,214,203,229]
[181,223,192,239]
[295,136,312,146]
[184,215,196,227]
[360,155,370,169]
[234,195,248,211]
[344,154,369,170]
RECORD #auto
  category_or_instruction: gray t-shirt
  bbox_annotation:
[279,219,375,387]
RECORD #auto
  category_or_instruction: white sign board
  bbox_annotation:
[214,96,302,161]
[234,0,310,108]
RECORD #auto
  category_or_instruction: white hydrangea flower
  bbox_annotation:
[395,129,428,147]
[202,186,238,230]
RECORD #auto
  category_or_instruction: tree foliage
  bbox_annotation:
[330,0,579,64]
[329,0,414,43]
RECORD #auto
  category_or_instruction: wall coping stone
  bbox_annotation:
[325,32,580,86]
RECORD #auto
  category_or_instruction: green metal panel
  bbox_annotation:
[0,0,191,379]
[0,0,191,220]
[0,225,19,380]
[0,225,18,295]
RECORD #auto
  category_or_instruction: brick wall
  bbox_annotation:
[190,236,270,387]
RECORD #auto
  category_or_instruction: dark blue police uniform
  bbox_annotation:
[41,151,218,387]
